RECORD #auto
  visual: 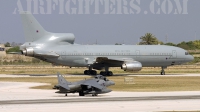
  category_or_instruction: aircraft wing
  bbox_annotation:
[85,57,133,65]
[81,79,103,90]
[96,57,134,63]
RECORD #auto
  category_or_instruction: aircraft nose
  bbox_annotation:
[110,81,115,85]
[187,55,194,62]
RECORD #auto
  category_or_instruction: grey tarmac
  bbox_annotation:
[1,95,200,105]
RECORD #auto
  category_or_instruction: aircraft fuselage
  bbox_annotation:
[35,45,193,68]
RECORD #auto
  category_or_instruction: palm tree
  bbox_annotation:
[139,33,159,45]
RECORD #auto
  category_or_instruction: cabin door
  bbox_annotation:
[172,50,177,58]
[61,51,66,59]
[135,50,140,57]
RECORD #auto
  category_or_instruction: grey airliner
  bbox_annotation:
[19,12,194,76]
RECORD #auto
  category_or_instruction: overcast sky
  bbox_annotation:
[1,0,200,45]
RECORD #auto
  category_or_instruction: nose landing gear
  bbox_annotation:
[161,66,167,75]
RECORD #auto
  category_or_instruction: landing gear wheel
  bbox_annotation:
[100,71,107,76]
[84,70,90,75]
[65,94,67,96]
[161,66,167,75]
[92,94,98,96]
[100,71,113,76]
[108,71,113,76]
[91,70,97,75]
[161,71,165,75]
[84,70,97,75]
[79,91,85,96]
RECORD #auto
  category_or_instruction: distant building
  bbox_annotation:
[0,44,6,57]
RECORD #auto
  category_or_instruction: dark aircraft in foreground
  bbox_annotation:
[54,74,115,96]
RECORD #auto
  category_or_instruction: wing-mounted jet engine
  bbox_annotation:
[121,61,142,71]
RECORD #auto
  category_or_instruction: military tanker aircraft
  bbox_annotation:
[19,12,194,76]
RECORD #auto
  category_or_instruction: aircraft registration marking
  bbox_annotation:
[115,50,130,52]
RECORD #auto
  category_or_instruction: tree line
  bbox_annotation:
[138,33,200,50]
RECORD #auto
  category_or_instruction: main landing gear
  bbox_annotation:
[83,66,113,76]
[84,70,113,76]
[79,91,85,96]
[161,66,167,75]
[92,94,98,96]
[100,66,113,76]
[84,70,97,75]
[84,66,97,75]
[100,71,113,76]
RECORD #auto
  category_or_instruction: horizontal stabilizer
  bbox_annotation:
[7,52,22,55]
[35,52,59,57]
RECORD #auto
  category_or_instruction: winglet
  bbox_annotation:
[57,73,70,90]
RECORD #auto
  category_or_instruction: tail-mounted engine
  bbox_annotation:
[21,47,34,57]
[121,61,142,71]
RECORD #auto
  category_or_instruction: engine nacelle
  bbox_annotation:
[121,61,142,71]
[59,34,75,44]
[51,33,75,44]
[21,47,34,57]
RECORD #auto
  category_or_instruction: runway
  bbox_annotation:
[1,75,200,111]
[1,95,200,105]
[0,73,200,78]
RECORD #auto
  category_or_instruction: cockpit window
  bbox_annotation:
[95,75,109,81]
[103,78,109,81]
[185,52,189,55]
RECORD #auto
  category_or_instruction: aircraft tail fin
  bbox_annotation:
[57,73,70,90]
[20,11,48,42]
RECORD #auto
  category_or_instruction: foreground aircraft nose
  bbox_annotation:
[104,81,115,87]
[110,81,115,85]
